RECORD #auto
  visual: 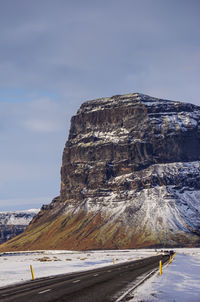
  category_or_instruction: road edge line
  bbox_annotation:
[115,260,169,302]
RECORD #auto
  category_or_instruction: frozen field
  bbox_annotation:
[0,249,157,287]
[130,248,200,302]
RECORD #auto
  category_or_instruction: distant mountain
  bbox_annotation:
[0,209,39,244]
[1,93,200,251]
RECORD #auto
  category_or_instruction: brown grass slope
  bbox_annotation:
[0,208,199,252]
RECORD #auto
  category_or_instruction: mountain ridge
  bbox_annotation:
[0,209,39,244]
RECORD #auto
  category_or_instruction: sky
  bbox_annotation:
[0,0,200,211]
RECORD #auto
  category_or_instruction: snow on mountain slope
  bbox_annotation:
[0,209,39,225]
[0,209,39,244]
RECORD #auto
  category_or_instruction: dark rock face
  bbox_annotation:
[0,225,26,244]
[1,93,200,251]
[60,94,200,205]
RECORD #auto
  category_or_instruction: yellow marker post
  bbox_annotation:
[113,258,115,264]
[169,256,171,264]
[159,260,162,275]
[30,265,35,280]
[136,256,138,260]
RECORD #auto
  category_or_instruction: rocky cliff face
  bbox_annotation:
[0,209,39,244]
[1,93,200,251]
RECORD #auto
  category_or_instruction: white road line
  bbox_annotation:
[38,289,52,294]
[93,274,99,276]
[73,279,80,283]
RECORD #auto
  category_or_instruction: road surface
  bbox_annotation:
[0,254,170,302]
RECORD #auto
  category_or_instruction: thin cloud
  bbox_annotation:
[0,197,52,211]
[24,118,61,133]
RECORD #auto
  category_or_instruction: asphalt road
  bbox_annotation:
[0,254,170,302]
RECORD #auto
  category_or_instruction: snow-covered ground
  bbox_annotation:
[0,249,157,287]
[131,248,200,302]
[1,248,200,302]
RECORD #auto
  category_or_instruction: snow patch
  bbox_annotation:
[131,249,200,302]
[0,209,39,226]
[0,249,158,288]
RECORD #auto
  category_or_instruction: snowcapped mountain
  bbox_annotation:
[0,93,200,251]
[0,209,39,244]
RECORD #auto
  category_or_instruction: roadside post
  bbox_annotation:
[30,265,35,280]
[159,260,162,275]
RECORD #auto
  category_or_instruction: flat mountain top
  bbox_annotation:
[0,93,200,251]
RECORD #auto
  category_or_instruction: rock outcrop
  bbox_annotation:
[1,93,200,251]
[0,209,39,244]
